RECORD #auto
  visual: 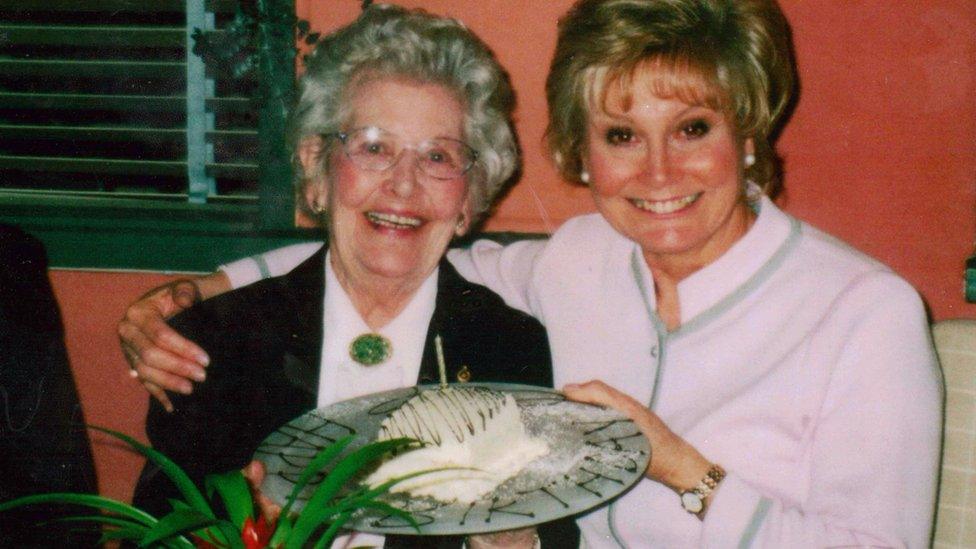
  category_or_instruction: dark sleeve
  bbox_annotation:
[0,225,99,547]
[435,284,554,389]
[132,280,297,518]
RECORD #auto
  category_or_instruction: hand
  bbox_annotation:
[118,277,211,411]
[242,460,281,524]
[468,527,538,549]
[563,380,711,494]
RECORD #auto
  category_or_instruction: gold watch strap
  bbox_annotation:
[694,464,726,497]
[680,463,726,516]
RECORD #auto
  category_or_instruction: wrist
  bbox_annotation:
[655,443,711,493]
[678,463,726,519]
[193,271,231,300]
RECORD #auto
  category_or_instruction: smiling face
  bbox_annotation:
[584,66,755,278]
[304,77,471,293]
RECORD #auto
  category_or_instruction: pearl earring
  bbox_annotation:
[580,170,590,183]
[744,153,756,168]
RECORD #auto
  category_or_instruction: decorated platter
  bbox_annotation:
[255,382,650,535]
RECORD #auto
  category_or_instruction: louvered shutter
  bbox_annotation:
[0,0,258,202]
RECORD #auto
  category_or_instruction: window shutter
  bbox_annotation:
[0,0,259,202]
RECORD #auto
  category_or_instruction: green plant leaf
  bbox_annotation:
[268,512,293,547]
[310,510,354,549]
[101,526,176,547]
[53,515,166,547]
[0,492,157,527]
[278,434,355,520]
[138,508,217,547]
[88,426,236,547]
[285,438,417,549]
[342,467,458,505]
[206,469,254,529]
[339,498,422,534]
[168,499,192,511]
[89,427,214,515]
[55,514,149,531]
[330,467,462,534]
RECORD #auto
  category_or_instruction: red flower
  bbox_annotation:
[192,532,221,548]
[241,515,277,549]
[192,516,277,549]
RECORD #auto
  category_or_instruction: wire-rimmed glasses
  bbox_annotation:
[327,126,478,181]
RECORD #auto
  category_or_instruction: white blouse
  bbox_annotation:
[318,251,437,407]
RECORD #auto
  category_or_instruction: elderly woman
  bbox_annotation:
[124,0,942,547]
[129,5,578,548]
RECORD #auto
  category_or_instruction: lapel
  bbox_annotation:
[275,253,482,393]
[275,247,326,400]
[417,260,479,384]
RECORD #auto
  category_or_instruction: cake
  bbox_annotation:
[365,386,548,503]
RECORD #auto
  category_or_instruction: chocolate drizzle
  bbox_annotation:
[254,384,650,535]
[378,386,507,446]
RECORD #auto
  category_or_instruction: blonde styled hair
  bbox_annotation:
[546,0,795,194]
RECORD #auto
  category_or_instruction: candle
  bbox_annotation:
[435,334,447,388]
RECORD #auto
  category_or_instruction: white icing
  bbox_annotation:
[365,387,549,503]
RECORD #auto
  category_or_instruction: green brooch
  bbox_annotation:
[349,333,392,366]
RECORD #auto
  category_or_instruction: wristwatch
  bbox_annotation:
[679,464,726,516]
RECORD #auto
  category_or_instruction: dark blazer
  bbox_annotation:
[0,225,98,548]
[134,247,578,548]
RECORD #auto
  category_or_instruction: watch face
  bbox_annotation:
[681,491,704,514]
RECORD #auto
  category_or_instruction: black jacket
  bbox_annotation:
[0,225,98,548]
[134,247,578,548]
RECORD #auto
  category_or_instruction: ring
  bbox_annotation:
[123,349,140,377]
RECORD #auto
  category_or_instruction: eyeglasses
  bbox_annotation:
[327,127,478,180]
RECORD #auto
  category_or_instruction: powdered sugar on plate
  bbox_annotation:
[256,383,650,535]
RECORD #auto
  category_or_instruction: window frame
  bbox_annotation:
[0,0,316,272]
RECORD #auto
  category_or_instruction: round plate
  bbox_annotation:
[254,383,649,535]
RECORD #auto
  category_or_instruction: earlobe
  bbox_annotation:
[744,138,755,157]
[455,200,473,237]
[298,135,325,175]
[454,213,469,236]
[304,180,327,214]
[299,135,328,214]
[743,138,756,168]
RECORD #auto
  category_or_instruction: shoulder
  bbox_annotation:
[0,224,48,289]
[538,213,631,272]
[438,260,543,331]
[170,248,325,353]
[220,241,324,288]
[0,224,44,264]
[436,261,552,385]
[791,221,921,306]
[548,213,620,250]
[171,277,285,335]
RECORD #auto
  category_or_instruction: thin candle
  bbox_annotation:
[435,334,447,388]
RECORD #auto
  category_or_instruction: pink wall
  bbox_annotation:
[776,0,975,321]
[51,270,169,502]
[302,0,976,320]
[54,0,974,501]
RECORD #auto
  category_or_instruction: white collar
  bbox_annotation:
[318,251,438,406]
[628,191,797,326]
